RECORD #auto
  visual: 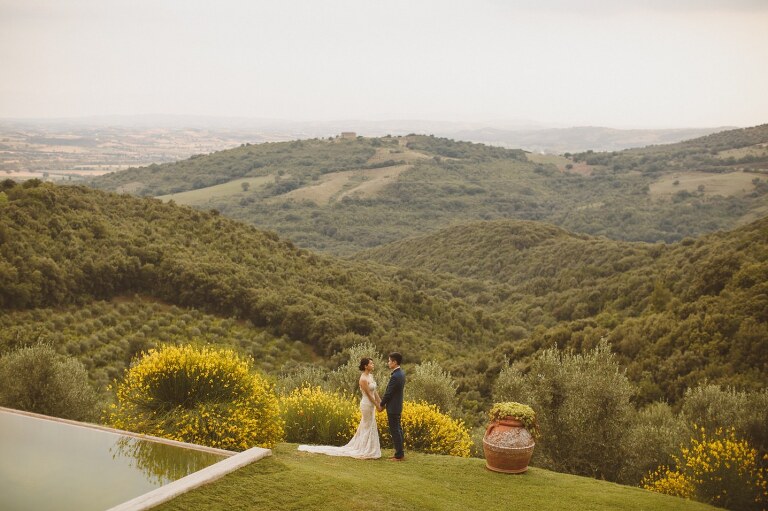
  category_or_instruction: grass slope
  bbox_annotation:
[154,444,717,511]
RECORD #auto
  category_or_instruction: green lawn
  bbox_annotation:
[153,444,719,511]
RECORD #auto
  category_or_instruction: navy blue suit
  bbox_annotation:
[380,367,405,458]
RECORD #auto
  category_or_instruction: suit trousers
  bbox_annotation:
[387,412,404,458]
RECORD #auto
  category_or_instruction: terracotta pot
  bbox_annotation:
[483,418,535,474]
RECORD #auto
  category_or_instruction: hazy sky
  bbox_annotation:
[1,0,767,128]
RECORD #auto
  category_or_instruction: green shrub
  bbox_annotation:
[682,384,768,456]
[682,384,747,430]
[326,342,386,395]
[105,344,284,450]
[619,401,689,485]
[407,361,457,413]
[0,343,100,421]
[492,359,527,403]
[278,341,387,415]
[277,364,332,394]
[280,386,359,445]
[493,339,634,480]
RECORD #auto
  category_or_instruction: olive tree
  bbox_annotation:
[494,339,635,481]
[0,343,100,421]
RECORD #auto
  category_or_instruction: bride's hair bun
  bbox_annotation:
[358,357,372,371]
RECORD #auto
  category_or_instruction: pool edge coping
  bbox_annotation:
[0,406,272,510]
[105,445,271,511]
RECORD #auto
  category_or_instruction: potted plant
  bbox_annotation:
[483,402,538,473]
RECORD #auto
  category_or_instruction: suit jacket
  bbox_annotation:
[380,367,405,415]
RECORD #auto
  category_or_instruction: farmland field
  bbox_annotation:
[157,176,275,205]
[280,164,412,204]
[649,171,759,198]
[526,153,593,175]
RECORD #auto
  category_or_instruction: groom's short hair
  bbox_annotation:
[388,352,402,365]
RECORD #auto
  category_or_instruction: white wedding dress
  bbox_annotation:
[298,375,381,459]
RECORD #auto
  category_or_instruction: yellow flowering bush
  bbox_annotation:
[642,426,768,510]
[280,386,360,445]
[376,401,472,457]
[105,344,284,451]
[642,466,695,499]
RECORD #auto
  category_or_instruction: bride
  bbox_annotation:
[298,358,382,459]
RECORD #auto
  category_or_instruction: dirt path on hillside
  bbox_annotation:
[280,172,352,204]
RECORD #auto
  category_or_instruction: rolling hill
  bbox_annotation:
[356,217,768,403]
[87,126,768,255]
[0,180,497,365]
[355,220,656,287]
[570,123,768,174]
[446,125,731,153]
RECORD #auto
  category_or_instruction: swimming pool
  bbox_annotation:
[0,407,269,511]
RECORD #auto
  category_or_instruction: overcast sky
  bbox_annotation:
[1,0,767,128]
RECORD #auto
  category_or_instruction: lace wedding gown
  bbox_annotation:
[298,376,381,459]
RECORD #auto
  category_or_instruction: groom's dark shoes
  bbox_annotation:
[388,456,404,461]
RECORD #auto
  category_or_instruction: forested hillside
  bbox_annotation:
[1,180,766,413]
[358,218,768,404]
[570,123,768,174]
[447,125,728,153]
[356,220,656,287]
[0,180,497,365]
[90,137,381,196]
[88,128,768,255]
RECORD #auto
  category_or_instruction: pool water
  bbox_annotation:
[0,408,227,511]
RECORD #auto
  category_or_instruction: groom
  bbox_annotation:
[378,352,405,461]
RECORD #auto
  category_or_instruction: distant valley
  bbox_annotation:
[0,117,730,184]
